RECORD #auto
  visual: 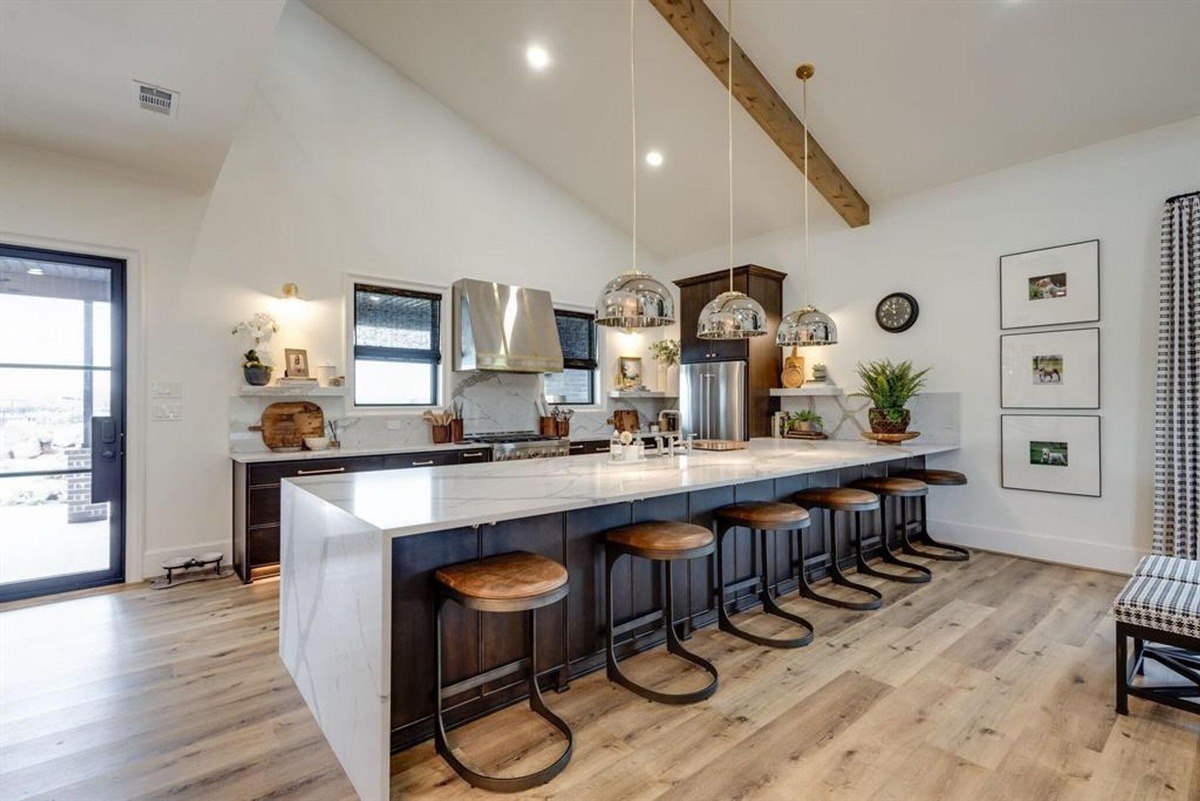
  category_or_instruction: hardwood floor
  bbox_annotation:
[1,552,1196,800]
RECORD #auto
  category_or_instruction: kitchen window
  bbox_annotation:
[544,309,597,406]
[353,283,442,407]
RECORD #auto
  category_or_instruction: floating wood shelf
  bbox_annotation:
[769,385,844,397]
[608,390,677,400]
[238,386,347,398]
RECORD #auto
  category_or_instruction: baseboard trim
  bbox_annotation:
[929,518,1142,575]
[140,541,231,580]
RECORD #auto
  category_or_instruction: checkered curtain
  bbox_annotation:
[1155,193,1200,559]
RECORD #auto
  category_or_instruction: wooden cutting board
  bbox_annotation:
[251,401,325,451]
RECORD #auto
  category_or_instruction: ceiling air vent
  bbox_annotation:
[133,81,178,117]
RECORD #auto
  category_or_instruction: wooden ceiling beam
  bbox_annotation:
[647,0,869,228]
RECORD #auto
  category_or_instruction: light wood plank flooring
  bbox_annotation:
[1,552,1197,800]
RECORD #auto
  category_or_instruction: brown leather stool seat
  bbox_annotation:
[849,476,928,498]
[433,551,572,792]
[848,477,933,585]
[894,469,970,560]
[712,502,813,649]
[436,551,568,611]
[791,487,883,610]
[897,468,967,486]
[604,521,718,704]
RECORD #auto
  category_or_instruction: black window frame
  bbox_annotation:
[352,282,442,408]
[545,308,598,406]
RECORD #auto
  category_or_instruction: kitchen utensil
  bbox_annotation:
[431,425,451,444]
[691,439,747,451]
[611,409,639,433]
[252,401,325,451]
[781,346,805,388]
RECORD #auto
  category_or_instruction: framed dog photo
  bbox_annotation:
[1000,327,1099,409]
[999,239,1099,329]
[1001,414,1101,497]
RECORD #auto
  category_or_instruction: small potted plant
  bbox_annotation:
[232,312,279,386]
[853,359,931,434]
[784,409,824,435]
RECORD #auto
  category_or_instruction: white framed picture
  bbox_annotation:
[1000,327,1099,409]
[1001,414,1101,497]
[1000,240,1099,329]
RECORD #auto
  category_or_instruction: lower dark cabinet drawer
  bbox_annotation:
[384,451,460,469]
[248,456,385,487]
[456,449,490,463]
[247,487,280,528]
[247,526,280,567]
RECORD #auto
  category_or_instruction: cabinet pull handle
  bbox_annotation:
[411,460,435,466]
[569,443,584,450]
[461,452,485,459]
[295,467,346,476]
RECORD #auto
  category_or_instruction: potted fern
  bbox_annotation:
[853,359,931,434]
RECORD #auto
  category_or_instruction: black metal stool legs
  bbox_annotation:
[855,496,931,584]
[715,523,814,648]
[902,496,970,561]
[605,551,719,705]
[795,510,882,611]
[434,597,573,793]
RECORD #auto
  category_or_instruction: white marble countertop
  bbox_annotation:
[285,438,956,538]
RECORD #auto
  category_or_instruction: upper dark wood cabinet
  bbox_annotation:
[674,265,786,437]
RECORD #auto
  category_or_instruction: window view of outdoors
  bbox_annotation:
[0,259,114,586]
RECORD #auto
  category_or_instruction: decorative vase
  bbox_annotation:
[667,364,679,396]
[868,408,910,434]
[243,364,272,386]
[657,362,668,392]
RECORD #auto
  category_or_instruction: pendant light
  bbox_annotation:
[595,0,674,330]
[697,0,767,340]
[776,64,838,347]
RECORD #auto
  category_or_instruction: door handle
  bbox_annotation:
[90,417,121,503]
[296,467,347,476]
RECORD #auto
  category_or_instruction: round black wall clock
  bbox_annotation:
[876,292,919,333]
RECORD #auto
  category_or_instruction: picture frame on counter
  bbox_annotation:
[1000,327,1100,409]
[999,239,1099,330]
[284,348,310,378]
[1001,414,1101,497]
[617,356,643,389]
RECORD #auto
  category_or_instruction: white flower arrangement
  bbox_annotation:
[232,312,279,367]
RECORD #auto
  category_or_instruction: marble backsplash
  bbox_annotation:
[229,371,675,453]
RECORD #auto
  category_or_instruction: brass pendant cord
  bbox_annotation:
[726,0,734,292]
[802,71,810,308]
[629,0,638,275]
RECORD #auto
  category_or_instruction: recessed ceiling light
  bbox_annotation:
[525,45,551,71]
[644,151,664,168]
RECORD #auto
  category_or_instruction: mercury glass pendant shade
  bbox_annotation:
[775,304,838,347]
[595,269,675,328]
[697,290,769,340]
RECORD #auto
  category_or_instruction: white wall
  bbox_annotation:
[0,1,660,578]
[667,116,1200,572]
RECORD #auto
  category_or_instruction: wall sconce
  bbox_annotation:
[281,283,303,302]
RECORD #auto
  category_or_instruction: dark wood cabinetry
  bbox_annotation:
[674,264,786,438]
[566,440,611,456]
[232,447,491,582]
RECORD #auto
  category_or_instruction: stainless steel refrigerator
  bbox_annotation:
[679,361,747,441]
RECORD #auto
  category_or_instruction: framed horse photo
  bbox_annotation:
[1001,414,1101,497]
[1000,327,1099,409]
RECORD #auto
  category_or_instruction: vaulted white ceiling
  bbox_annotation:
[0,0,285,188]
[307,0,1200,258]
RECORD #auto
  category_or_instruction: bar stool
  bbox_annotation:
[895,468,971,561]
[605,520,719,704]
[434,551,572,792]
[848,477,933,584]
[792,488,884,611]
[713,501,814,648]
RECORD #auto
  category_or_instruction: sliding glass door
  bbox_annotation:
[0,244,126,602]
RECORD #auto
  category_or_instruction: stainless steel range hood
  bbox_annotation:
[452,278,564,373]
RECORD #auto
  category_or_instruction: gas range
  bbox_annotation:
[463,431,569,461]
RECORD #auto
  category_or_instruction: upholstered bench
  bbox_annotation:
[1113,564,1200,716]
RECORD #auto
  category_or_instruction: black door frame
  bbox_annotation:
[0,243,127,603]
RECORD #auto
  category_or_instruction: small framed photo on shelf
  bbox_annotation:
[1001,414,1101,497]
[617,356,643,389]
[284,348,310,378]
[1000,327,1099,409]
[1000,239,1099,329]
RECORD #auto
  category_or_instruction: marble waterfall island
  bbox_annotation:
[279,438,957,800]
